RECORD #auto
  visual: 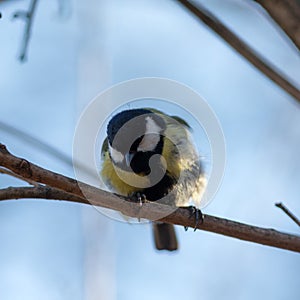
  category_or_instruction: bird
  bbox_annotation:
[100,108,206,251]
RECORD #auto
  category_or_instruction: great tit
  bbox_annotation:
[100,108,206,251]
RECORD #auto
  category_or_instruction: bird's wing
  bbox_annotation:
[169,115,191,129]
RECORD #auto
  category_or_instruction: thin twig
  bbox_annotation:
[13,0,39,62]
[276,202,300,227]
[1,143,300,253]
[57,0,71,18]
[0,167,40,186]
[0,120,96,178]
[176,0,300,103]
[0,186,87,204]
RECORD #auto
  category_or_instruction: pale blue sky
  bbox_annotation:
[0,0,300,299]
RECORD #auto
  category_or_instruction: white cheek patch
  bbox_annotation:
[137,134,160,152]
[137,116,162,152]
[145,116,162,135]
[109,145,124,163]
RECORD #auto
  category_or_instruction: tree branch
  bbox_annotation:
[0,185,86,204]
[1,143,300,253]
[0,167,39,186]
[253,0,300,51]
[175,0,300,104]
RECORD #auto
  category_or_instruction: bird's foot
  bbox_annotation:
[128,192,147,222]
[129,192,146,207]
[183,206,204,232]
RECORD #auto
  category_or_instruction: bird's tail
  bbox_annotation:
[153,223,178,251]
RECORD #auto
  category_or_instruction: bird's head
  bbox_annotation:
[107,109,166,175]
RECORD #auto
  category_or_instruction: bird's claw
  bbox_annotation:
[129,192,146,207]
[184,206,204,231]
[127,192,147,222]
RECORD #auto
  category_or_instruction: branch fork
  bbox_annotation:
[0,143,300,252]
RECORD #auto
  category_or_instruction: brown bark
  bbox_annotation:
[1,143,300,253]
[254,0,300,50]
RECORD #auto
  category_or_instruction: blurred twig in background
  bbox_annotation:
[0,120,95,178]
[176,0,300,103]
[253,0,300,51]
[276,202,300,227]
[7,0,300,104]
[1,143,300,253]
[57,0,71,18]
[12,0,38,62]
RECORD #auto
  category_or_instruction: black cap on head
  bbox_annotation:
[107,109,165,151]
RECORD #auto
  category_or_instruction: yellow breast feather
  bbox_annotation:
[101,152,144,196]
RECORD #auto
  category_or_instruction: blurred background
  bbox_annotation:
[0,0,300,299]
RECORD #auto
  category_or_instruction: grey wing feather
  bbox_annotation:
[170,115,191,129]
[174,159,206,208]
